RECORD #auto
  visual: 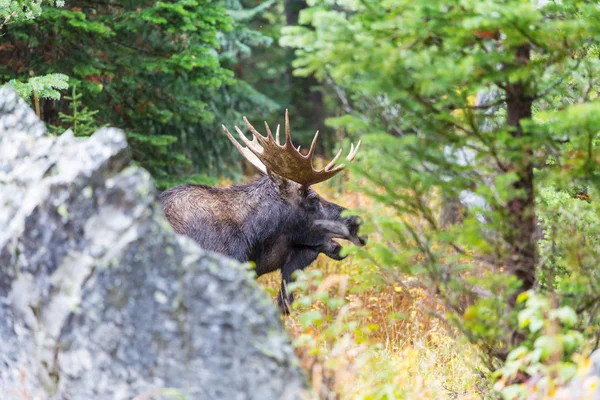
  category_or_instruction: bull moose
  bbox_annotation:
[160,111,366,313]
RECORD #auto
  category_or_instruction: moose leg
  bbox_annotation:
[278,247,319,314]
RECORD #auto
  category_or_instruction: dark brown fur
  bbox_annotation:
[161,175,364,313]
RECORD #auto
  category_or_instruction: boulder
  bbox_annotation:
[0,87,305,400]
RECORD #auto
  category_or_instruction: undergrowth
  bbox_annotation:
[257,183,489,400]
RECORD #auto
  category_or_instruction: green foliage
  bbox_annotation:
[201,0,282,182]
[1,0,283,188]
[289,269,387,397]
[6,73,68,102]
[288,267,485,398]
[1,0,231,186]
[537,186,600,321]
[221,0,275,62]
[283,0,600,391]
[0,0,62,23]
[55,84,99,137]
[1,0,69,117]
[495,291,585,398]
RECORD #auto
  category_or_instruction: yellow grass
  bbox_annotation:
[256,182,489,400]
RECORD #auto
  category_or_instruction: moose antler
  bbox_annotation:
[222,109,360,187]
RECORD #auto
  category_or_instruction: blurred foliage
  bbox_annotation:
[0,0,63,21]
[1,0,70,116]
[7,73,69,102]
[0,0,286,188]
[283,0,600,395]
[495,291,586,398]
[1,0,337,189]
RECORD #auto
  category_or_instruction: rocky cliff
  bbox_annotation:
[0,87,305,400]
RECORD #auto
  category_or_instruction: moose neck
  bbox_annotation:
[240,176,299,246]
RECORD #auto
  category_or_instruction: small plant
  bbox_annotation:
[57,84,99,137]
[6,73,69,117]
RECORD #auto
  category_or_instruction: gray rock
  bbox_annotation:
[0,87,305,400]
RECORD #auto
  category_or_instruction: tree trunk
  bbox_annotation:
[504,44,537,304]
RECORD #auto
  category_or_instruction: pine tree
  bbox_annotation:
[55,84,99,137]
[0,0,284,188]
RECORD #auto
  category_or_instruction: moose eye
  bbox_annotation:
[307,195,320,207]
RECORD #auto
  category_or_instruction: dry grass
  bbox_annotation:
[256,183,489,400]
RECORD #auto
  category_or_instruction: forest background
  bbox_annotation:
[2,0,600,399]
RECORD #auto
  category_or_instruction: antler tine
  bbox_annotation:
[234,126,262,153]
[222,125,267,174]
[264,121,276,142]
[222,125,245,154]
[284,109,293,148]
[223,111,360,187]
[243,116,268,145]
[346,140,361,161]
[306,130,319,159]
[324,148,344,172]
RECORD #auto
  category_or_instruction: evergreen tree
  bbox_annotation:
[283,0,600,386]
[56,84,100,137]
[1,0,283,188]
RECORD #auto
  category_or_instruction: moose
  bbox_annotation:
[160,111,366,313]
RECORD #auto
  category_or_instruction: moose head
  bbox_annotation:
[161,110,365,313]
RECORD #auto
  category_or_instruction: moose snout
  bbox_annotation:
[345,215,367,246]
[347,215,363,228]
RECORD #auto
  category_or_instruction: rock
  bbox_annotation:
[553,349,600,400]
[0,87,305,400]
